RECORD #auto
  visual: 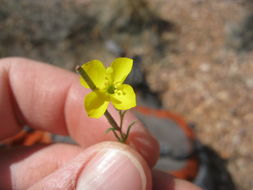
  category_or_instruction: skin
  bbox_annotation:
[0,57,202,190]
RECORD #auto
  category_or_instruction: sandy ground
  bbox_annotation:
[144,1,253,189]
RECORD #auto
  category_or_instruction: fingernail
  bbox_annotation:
[76,148,145,190]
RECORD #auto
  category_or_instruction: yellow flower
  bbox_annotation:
[80,57,136,118]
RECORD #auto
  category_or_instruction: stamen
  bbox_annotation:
[114,82,121,88]
[107,85,115,94]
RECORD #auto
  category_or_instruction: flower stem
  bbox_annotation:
[76,65,126,142]
[76,65,97,90]
[104,111,121,131]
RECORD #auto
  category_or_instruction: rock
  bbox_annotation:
[0,0,176,69]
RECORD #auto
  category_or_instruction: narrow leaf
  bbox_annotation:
[124,121,136,141]
[105,127,116,134]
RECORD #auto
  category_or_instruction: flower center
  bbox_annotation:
[107,85,116,94]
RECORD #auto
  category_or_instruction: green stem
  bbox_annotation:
[111,130,121,142]
[119,110,127,129]
[76,65,97,90]
[104,111,121,131]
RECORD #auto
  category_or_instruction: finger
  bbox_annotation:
[1,142,152,190]
[0,57,77,138]
[152,170,202,190]
[0,57,159,167]
[0,144,82,190]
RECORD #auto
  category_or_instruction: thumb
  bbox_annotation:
[29,142,152,190]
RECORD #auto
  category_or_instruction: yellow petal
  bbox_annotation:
[111,84,136,110]
[111,57,133,84]
[80,60,106,89]
[84,91,109,118]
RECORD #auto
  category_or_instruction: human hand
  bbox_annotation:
[0,58,201,190]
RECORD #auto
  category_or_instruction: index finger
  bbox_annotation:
[0,57,159,167]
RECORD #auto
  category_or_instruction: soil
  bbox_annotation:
[144,1,253,189]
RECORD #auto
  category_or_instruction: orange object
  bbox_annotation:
[134,106,196,140]
[169,155,199,181]
[1,129,52,146]
[134,106,199,181]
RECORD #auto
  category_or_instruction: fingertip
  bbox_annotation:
[29,142,152,190]
[128,131,160,168]
[77,142,152,190]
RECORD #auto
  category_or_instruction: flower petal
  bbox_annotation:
[111,57,133,84]
[80,60,106,89]
[84,91,109,118]
[111,84,136,110]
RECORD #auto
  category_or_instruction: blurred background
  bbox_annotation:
[0,0,252,189]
